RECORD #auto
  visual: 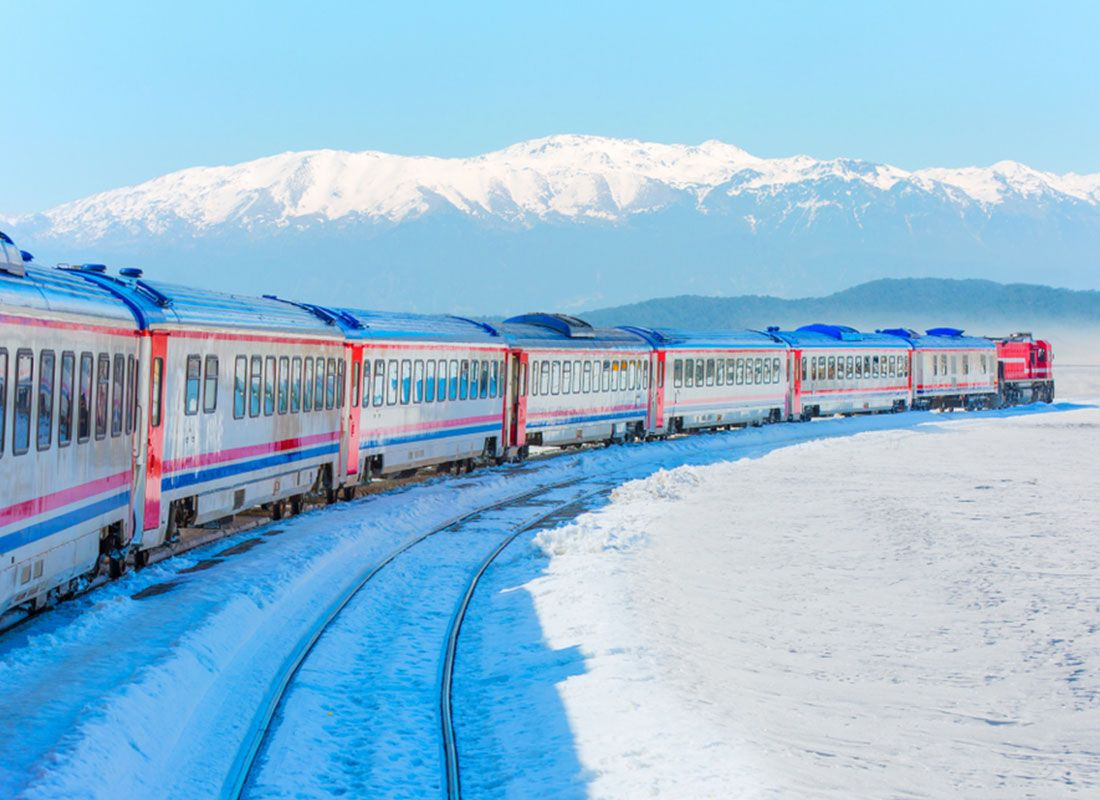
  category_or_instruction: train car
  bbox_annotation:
[497,314,651,451]
[880,327,997,409]
[771,324,912,419]
[991,333,1054,404]
[1,246,143,614]
[322,308,508,478]
[618,327,788,433]
[74,269,349,554]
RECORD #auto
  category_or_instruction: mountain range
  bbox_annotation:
[4,135,1100,314]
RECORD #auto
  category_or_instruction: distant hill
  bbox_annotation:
[577,278,1100,331]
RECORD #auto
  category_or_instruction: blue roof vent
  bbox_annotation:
[19,250,33,263]
[878,328,917,338]
[766,325,780,332]
[119,267,144,278]
[926,327,964,337]
[81,263,108,273]
[0,231,13,245]
[449,316,501,337]
[505,312,596,339]
[797,323,862,341]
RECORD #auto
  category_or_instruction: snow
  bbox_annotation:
[0,382,1091,797]
[459,395,1100,797]
[20,135,1100,240]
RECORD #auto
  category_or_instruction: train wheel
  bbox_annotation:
[290,495,303,516]
[134,549,150,570]
[108,555,126,579]
[341,486,356,502]
[325,488,337,505]
[271,500,285,520]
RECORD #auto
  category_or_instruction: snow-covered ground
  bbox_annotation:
[0,372,1092,798]
[457,373,1099,798]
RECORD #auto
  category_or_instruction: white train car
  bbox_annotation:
[620,327,789,433]
[499,314,650,449]
[78,271,349,553]
[326,308,508,477]
[1,248,142,613]
[773,324,912,419]
[880,327,998,409]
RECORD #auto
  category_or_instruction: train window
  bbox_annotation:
[548,361,559,395]
[714,359,724,387]
[95,354,110,439]
[593,360,603,392]
[425,360,436,402]
[823,357,833,382]
[278,356,289,414]
[37,350,55,450]
[774,358,782,384]
[561,361,572,395]
[605,360,617,393]
[0,349,6,454]
[539,361,549,395]
[732,358,741,385]
[350,360,360,408]
[248,356,262,417]
[336,358,345,408]
[323,358,335,410]
[961,355,969,375]
[387,359,399,405]
[682,359,693,388]
[572,360,581,394]
[480,360,490,399]
[843,356,851,380]
[870,356,878,378]
[52,351,72,447]
[414,360,424,403]
[888,356,897,378]
[690,359,701,388]
[450,359,460,400]
[311,357,323,410]
[360,359,370,408]
[150,357,164,429]
[672,359,683,388]
[582,361,593,392]
[939,354,948,376]
[371,359,385,407]
[435,360,447,402]
[529,360,539,396]
[290,356,303,413]
[127,356,137,432]
[900,356,908,378]
[629,361,637,390]
[111,354,125,436]
[263,356,276,416]
[456,359,468,400]
[13,350,33,455]
[704,359,714,387]
[950,355,957,376]
[855,356,863,379]
[233,357,247,419]
[398,360,410,405]
[761,357,771,385]
[642,361,649,390]
[185,355,201,416]
[752,358,761,385]
[978,354,986,374]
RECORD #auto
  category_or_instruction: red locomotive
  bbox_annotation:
[991,333,1054,404]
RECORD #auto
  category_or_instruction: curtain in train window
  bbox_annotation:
[582,361,592,392]
[550,361,561,395]
[628,360,637,390]
[681,359,692,388]
[608,360,618,392]
[200,355,216,414]
[489,360,498,398]
[373,359,386,407]
[414,360,424,403]
[37,350,55,450]
[234,356,247,419]
[277,356,289,413]
[480,360,490,398]
[692,359,703,388]
[715,359,724,386]
[871,356,879,378]
[752,358,762,384]
[449,359,460,400]
[438,359,449,402]
[58,351,74,446]
[325,357,336,409]
[185,355,201,416]
[95,354,110,438]
[399,360,411,405]
[704,359,714,387]
[458,360,470,400]
[540,361,550,395]
[561,361,572,396]
[855,356,863,379]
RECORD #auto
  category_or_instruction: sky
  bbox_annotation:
[3,0,1099,213]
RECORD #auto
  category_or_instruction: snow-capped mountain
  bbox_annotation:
[5,135,1100,314]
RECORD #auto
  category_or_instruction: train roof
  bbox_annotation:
[877,327,996,350]
[769,323,912,349]
[497,313,650,350]
[65,267,343,336]
[0,264,140,325]
[321,307,505,344]
[618,326,786,350]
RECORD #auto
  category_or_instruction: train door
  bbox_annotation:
[141,331,168,536]
[789,348,803,418]
[648,350,665,433]
[343,344,363,481]
[506,349,528,452]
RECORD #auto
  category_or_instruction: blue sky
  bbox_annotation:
[4,0,1098,213]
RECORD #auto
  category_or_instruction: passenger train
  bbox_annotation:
[0,230,1055,616]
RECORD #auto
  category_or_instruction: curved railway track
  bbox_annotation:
[224,474,614,799]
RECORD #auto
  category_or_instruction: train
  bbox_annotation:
[0,229,1055,616]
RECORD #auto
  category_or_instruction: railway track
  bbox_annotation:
[224,474,614,799]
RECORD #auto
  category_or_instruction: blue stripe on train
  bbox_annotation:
[0,491,131,553]
[162,443,340,492]
[360,422,501,450]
